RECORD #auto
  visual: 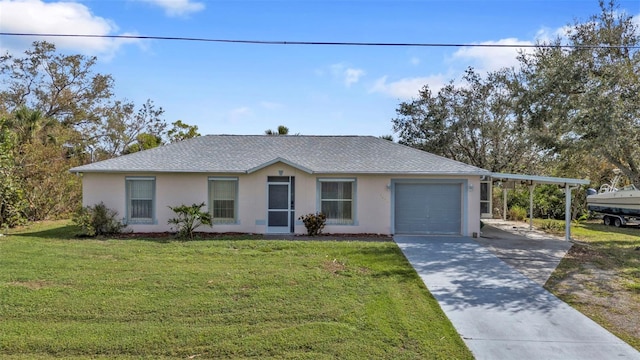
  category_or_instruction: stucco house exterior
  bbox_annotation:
[69,135,491,236]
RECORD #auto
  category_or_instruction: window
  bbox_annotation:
[480,181,491,216]
[319,179,355,225]
[126,177,155,224]
[209,178,238,223]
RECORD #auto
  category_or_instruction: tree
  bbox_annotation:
[0,42,204,227]
[123,133,163,154]
[0,41,113,130]
[1,107,81,222]
[0,116,27,228]
[0,42,199,161]
[99,99,167,158]
[167,120,200,142]
[392,67,540,173]
[515,0,640,184]
[265,125,289,135]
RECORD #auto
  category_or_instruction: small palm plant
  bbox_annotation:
[168,202,212,239]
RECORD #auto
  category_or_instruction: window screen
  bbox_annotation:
[126,178,154,223]
[320,180,354,224]
[209,179,238,223]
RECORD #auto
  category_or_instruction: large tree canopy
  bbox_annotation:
[515,0,640,184]
[0,41,113,128]
[0,42,201,227]
[392,67,539,173]
[0,41,201,160]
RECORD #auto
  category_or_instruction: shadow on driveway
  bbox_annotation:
[395,235,640,360]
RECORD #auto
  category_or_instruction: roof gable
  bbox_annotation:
[247,157,313,174]
[70,135,490,175]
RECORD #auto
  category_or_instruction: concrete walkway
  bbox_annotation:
[395,235,640,360]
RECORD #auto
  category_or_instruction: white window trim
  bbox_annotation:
[317,178,357,225]
[208,177,239,224]
[125,176,156,225]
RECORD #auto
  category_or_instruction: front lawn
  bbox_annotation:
[0,221,471,359]
[539,219,640,350]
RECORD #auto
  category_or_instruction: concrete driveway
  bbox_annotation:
[476,222,572,286]
[395,235,640,360]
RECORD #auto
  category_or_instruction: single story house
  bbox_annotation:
[69,135,492,236]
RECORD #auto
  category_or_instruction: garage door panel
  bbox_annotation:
[395,183,462,235]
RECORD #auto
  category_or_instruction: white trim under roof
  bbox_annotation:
[490,173,590,241]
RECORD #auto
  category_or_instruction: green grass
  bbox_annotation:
[0,221,471,359]
[537,219,640,350]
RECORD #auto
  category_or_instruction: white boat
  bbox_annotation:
[587,172,640,217]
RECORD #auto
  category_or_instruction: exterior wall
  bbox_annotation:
[81,165,482,236]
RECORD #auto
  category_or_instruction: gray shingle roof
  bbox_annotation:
[69,135,490,175]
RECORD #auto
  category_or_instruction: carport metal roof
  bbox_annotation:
[490,173,591,241]
[491,173,591,187]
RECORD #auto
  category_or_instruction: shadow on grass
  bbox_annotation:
[335,244,421,282]
[575,222,640,235]
[9,225,81,239]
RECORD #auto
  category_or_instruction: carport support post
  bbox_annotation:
[529,183,534,230]
[503,187,508,220]
[565,183,572,241]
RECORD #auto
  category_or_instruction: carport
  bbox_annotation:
[491,173,591,241]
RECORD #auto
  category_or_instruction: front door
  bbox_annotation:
[267,176,294,233]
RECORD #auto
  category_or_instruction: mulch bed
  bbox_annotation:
[110,232,393,242]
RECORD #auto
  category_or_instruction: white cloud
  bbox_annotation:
[451,38,534,73]
[228,107,251,122]
[0,0,139,58]
[535,25,572,44]
[140,0,205,17]
[344,68,365,87]
[410,56,420,65]
[369,75,448,99]
[260,101,284,110]
[330,63,365,87]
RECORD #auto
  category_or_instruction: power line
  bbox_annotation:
[1,32,638,49]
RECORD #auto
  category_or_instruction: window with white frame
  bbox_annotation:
[126,177,155,224]
[319,179,355,225]
[209,178,238,223]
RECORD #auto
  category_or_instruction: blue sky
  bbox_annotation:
[1,0,639,137]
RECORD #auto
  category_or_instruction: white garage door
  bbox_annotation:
[394,183,462,235]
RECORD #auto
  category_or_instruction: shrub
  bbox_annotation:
[299,212,326,236]
[73,202,126,237]
[168,202,212,239]
[575,213,590,223]
[539,220,564,234]
[508,205,528,222]
[0,182,27,229]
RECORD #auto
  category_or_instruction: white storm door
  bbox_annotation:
[267,182,291,233]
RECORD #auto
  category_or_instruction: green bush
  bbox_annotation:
[539,220,564,233]
[504,185,569,220]
[508,205,528,221]
[168,202,212,239]
[72,202,126,237]
[0,181,27,229]
[299,212,326,236]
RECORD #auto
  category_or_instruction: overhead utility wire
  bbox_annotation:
[1,32,638,49]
